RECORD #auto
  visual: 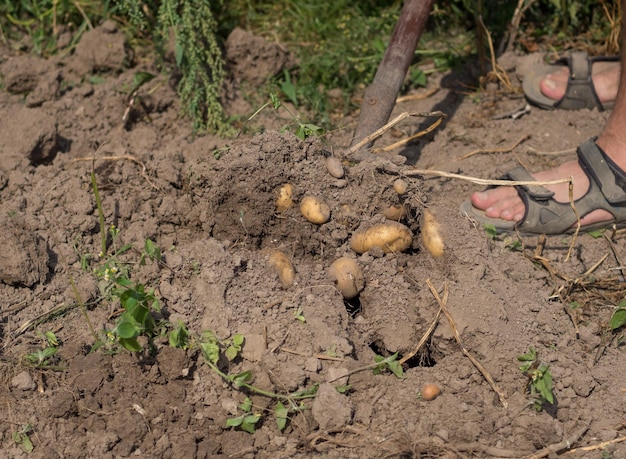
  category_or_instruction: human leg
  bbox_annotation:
[467,0,626,232]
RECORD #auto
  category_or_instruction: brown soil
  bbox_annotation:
[1,23,625,459]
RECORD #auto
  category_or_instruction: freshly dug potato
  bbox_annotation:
[326,157,345,178]
[350,221,412,254]
[382,204,406,221]
[276,183,294,213]
[268,250,295,288]
[300,196,331,224]
[420,383,441,401]
[421,208,444,258]
[393,179,408,195]
[329,257,365,299]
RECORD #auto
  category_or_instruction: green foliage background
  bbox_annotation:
[0,0,618,132]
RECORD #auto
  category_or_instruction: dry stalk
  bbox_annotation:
[374,114,445,153]
[523,422,590,459]
[345,111,446,156]
[563,434,626,454]
[502,0,536,54]
[399,308,441,365]
[426,279,508,408]
[478,15,514,92]
[396,86,439,103]
[457,134,530,160]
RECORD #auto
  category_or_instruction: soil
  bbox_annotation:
[1,22,625,459]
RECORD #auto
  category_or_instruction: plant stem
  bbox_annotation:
[90,169,107,257]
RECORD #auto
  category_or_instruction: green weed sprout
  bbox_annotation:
[13,423,34,453]
[23,331,62,370]
[518,348,554,411]
[225,397,261,434]
[373,353,404,379]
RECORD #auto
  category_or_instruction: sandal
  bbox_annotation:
[460,138,626,235]
[523,51,618,111]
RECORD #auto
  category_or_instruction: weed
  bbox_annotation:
[23,330,62,370]
[225,397,261,434]
[518,347,554,411]
[293,306,306,323]
[373,353,404,379]
[13,423,33,453]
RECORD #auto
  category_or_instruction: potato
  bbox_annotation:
[421,208,444,258]
[326,157,345,178]
[300,196,331,224]
[268,250,295,288]
[350,221,412,254]
[329,257,365,299]
[382,204,406,221]
[420,383,441,401]
[393,179,408,195]
[276,183,294,213]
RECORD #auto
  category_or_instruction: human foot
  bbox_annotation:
[523,52,620,111]
[463,137,626,234]
[540,60,620,105]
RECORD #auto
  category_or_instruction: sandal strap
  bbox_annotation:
[578,137,626,204]
[505,167,554,200]
[554,51,602,111]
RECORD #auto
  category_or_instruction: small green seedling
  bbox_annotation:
[225,334,244,361]
[24,331,60,369]
[141,238,162,265]
[373,353,404,379]
[610,301,626,332]
[518,347,554,411]
[13,423,33,453]
[226,397,261,434]
[168,321,190,349]
[483,224,498,239]
[293,307,306,323]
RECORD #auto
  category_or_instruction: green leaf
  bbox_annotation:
[240,397,253,412]
[175,41,184,68]
[225,345,238,361]
[586,229,604,238]
[275,401,288,431]
[45,331,59,346]
[226,415,243,427]
[280,70,298,106]
[132,72,156,92]
[118,337,143,352]
[200,341,220,365]
[270,93,281,110]
[115,319,139,339]
[232,370,252,387]
[232,334,244,346]
[483,224,497,239]
[610,308,626,331]
[21,435,33,453]
[335,384,351,394]
[517,348,537,362]
[241,414,260,433]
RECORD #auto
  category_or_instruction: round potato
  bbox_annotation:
[329,257,365,299]
[393,179,408,195]
[276,183,294,213]
[350,221,412,254]
[421,208,444,258]
[300,196,331,224]
[268,250,295,288]
[326,157,344,178]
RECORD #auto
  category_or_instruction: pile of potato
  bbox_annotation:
[269,156,444,299]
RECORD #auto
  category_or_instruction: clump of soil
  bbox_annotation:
[1,22,625,459]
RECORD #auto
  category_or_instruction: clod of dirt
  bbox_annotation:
[312,383,353,430]
[0,106,58,167]
[0,54,53,94]
[11,371,36,391]
[0,218,49,287]
[70,19,128,76]
[225,27,294,86]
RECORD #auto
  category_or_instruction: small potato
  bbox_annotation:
[276,183,294,213]
[326,157,344,178]
[393,179,408,195]
[420,383,441,401]
[329,257,365,299]
[268,250,295,288]
[350,221,412,254]
[300,196,331,225]
[382,204,406,221]
[421,208,444,258]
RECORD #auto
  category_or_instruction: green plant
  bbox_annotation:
[23,330,62,369]
[225,397,261,434]
[518,347,554,411]
[373,353,404,379]
[610,301,626,336]
[13,423,33,453]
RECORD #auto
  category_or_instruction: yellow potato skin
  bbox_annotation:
[276,184,294,213]
[382,204,406,221]
[350,221,412,254]
[300,196,331,224]
[268,250,295,288]
[421,209,444,258]
[329,257,365,299]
